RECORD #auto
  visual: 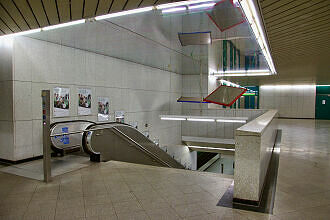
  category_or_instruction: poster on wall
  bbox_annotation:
[78,88,92,115]
[97,97,110,121]
[115,111,125,123]
[53,87,70,117]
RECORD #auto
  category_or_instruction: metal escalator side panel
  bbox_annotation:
[50,120,95,154]
[82,122,136,162]
[83,123,184,169]
[111,125,184,169]
[85,127,164,167]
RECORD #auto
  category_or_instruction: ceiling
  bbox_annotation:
[0,0,329,83]
[0,0,174,35]
[258,0,330,83]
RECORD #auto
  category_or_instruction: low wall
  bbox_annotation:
[233,109,278,202]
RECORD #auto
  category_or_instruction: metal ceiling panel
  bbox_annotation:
[96,0,113,16]
[0,4,21,32]
[84,0,99,18]
[13,0,39,28]
[42,0,60,25]
[57,0,70,23]
[0,18,12,34]
[139,0,156,7]
[125,0,141,10]
[110,0,127,13]
[259,0,330,79]
[71,0,84,20]
[0,0,30,30]
[27,0,49,27]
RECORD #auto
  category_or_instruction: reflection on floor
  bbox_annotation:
[0,119,329,219]
[0,155,91,181]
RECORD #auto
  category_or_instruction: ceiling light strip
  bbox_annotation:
[156,0,214,9]
[95,7,153,20]
[187,118,215,122]
[160,117,186,121]
[162,7,187,14]
[0,28,41,39]
[189,146,235,152]
[212,69,272,77]
[239,0,276,74]
[43,19,86,31]
[188,2,216,10]
[160,115,247,123]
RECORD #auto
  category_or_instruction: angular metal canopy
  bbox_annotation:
[207,0,245,32]
[204,85,247,106]
[178,31,212,46]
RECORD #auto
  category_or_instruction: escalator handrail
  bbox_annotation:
[110,127,174,168]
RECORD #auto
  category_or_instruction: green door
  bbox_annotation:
[315,95,330,119]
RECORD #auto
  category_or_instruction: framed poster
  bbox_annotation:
[115,111,125,123]
[97,97,110,121]
[78,88,92,115]
[53,87,70,117]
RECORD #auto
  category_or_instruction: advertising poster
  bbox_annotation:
[97,97,110,121]
[115,111,125,123]
[53,87,70,117]
[78,88,92,115]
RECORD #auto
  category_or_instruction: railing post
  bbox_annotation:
[42,90,51,183]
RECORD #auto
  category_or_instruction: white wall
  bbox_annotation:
[260,85,316,118]
[9,36,183,161]
[0,39,14,160]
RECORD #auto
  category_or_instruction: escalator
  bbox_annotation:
[50,120,96,155]
[50,121,184,169]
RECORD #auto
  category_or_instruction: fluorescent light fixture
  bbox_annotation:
[317,85,330,87]
[239,0,276,74]
[213,69,272,77]
[187,118,215,122]
[216,72,271,77]
[160,117,186,121]
[43,19,86,31]
[95,7,153,20]
[156,0,213,9]
[216,119,246,123]
[188,2,216,10]
[189,146,235,152]
[219,79,242,88]
[0,28,41,39]
[162,6,187,14]
[260,85,316,90]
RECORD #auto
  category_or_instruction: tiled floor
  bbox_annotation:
[0,155,91,180]
[0,119,329,220]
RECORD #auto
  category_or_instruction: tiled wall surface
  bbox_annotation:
[0,39,14,160]
[259,85,316,118]
[9,36,183,161]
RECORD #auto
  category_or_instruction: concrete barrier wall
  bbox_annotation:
[234,110,278,202]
